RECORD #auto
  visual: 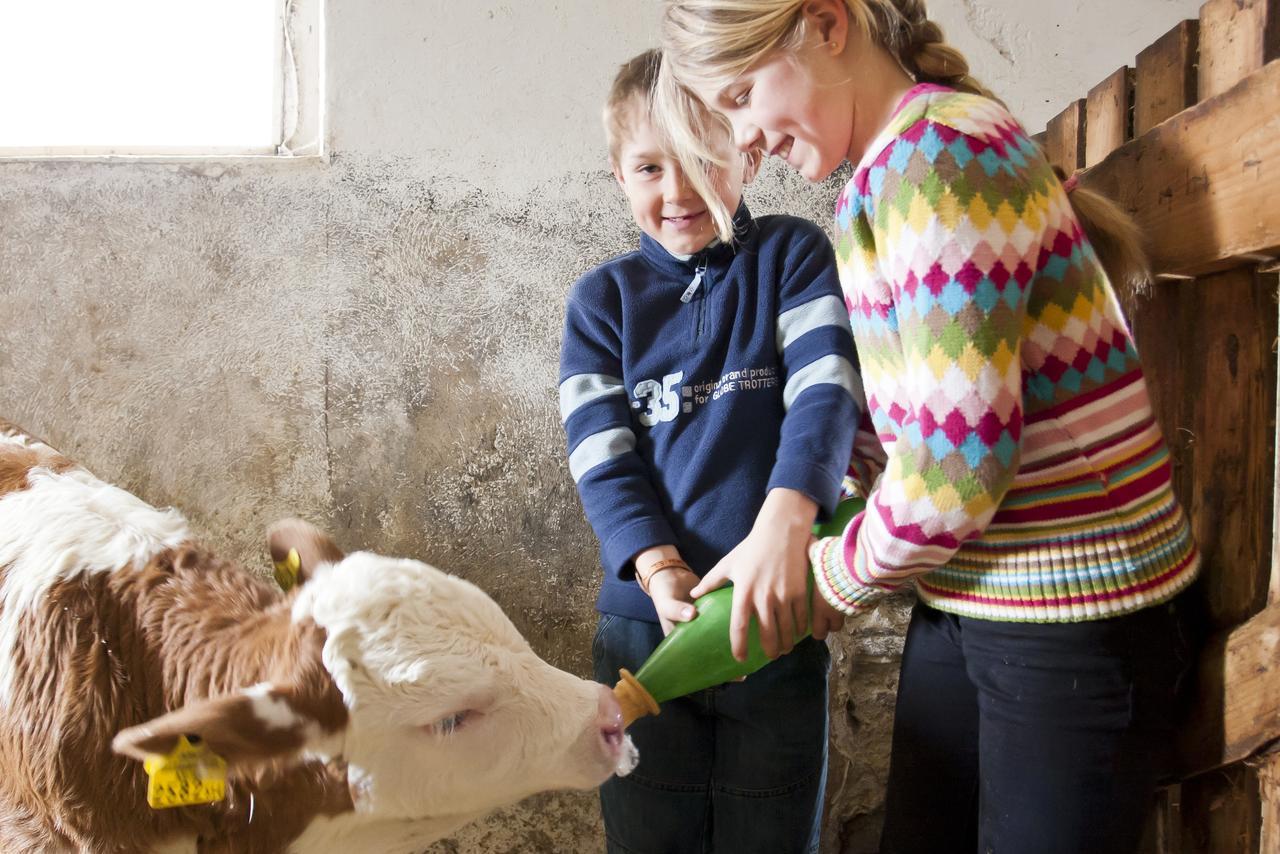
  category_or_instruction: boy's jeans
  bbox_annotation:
[592,613,830,854]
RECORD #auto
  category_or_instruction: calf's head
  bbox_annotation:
[114,521,633,822]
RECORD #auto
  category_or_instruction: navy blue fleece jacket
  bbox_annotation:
[559,205,862,622]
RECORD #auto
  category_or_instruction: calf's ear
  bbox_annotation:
[267,518,345,588]
[113,681,348,768]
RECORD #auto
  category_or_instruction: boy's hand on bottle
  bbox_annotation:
[633,545,699,636]
[691,489,817,662]
[647,567,700,636]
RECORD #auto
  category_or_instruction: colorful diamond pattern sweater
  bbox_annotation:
[811,85,1200,622]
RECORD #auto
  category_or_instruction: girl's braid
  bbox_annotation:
[878,0,1000,102]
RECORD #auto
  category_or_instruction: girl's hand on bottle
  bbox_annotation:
[691,489,817,662]
[646,566,700,635]
[810,552,847,641]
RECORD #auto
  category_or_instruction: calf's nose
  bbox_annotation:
[595,683,624,753]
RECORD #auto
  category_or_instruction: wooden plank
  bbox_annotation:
[1083,59,1280,277]
[1182,269,1277,628]
[1261,752,1280,854]
[1118,271,1275,630]
[1044,98,1085,175]
[1274,284,1280,611]
[1139,786,1183,854]
[1086,66,1133,166]
[1134,20,1200,135]
[1180,604,1280,775]
[1179,764,1261,853]
[1199,0,1280,101]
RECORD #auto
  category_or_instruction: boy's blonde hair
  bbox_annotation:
[603,50,664,164]
[606,50,747,244]
[657,0,1150,287]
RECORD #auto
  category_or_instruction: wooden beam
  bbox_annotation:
[1180,603,1280,776]
[1045,99,1085,175]
[1134,20,1200,135]
[1085,67,1133,167]
[1083,59,1280,276]
[1199,0,1280,101]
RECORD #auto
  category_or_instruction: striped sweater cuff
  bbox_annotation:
[809,535,882,615]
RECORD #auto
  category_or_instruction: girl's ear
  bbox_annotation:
[742,148,764,185]
[802,0,851,53]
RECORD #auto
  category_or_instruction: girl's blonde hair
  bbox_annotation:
[656,0,1150,287]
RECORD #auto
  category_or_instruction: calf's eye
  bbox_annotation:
[425,710,472,736]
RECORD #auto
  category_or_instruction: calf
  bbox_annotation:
[0,421,634,853]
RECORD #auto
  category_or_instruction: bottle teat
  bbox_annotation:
[612,668,661,728]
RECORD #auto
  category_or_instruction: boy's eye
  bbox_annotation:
[637,164,660,175]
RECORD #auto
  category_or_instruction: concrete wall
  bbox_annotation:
[0,1,1202,851]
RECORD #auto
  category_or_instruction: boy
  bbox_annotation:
[559,50,862,854]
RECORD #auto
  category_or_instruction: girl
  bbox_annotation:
[657,2,1201,852]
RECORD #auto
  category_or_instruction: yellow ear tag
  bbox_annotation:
[142,735,227,809]
[273,547,301,591]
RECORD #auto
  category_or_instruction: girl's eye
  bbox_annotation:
[733,88,751,107]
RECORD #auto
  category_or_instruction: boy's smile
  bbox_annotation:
[611,106,748,257]
[662,209,709,233]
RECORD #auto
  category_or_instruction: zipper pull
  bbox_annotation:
[680,262,707,303]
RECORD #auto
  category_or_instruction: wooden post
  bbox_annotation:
[1085,67,1133,166]
[1134,20,1200,135]
[1260,752,1280,854]
[1198,0,1280,101]
[1182,269,1277,629]
[1044,99,1085,175]
[1139,786,1183,854]
[1273,281,1280,610]
[1179,765,1261,853]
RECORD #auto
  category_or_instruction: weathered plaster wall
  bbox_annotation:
[0,1,1202,852]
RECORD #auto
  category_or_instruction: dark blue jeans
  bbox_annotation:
[593,613,830,854]
[880,598,1196,854]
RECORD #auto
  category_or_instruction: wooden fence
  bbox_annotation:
[1032,1,1280,850]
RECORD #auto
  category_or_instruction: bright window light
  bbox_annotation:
[0,0,280,153]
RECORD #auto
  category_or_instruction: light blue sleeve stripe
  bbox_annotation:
[776,295,851,353]
[568,427,636,482]
[559,373,625,423]
[783,354,862,410]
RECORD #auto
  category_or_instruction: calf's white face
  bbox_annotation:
[293,552,632,819]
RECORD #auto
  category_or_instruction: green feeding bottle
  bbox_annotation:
[613,496,864,727]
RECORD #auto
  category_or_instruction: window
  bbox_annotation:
[0,0,322,157]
